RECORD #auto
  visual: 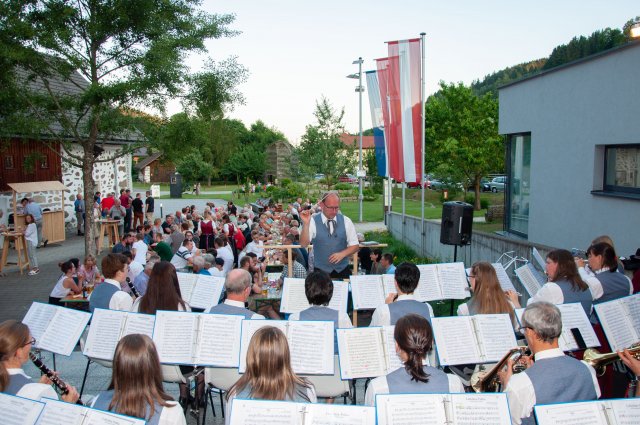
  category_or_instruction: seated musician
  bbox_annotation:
[370,262,434,326]
[459,262,517,327]
[208,269,265,319]
[577,242,632,307]
[91,334,186,425]
[498,302,600,425]
[619,349,640,397]
[89,253,133,312]
[364,314,464,406]
[0,320,79,403]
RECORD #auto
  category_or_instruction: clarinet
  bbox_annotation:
[126,277,140,299]
[29,352,69,394]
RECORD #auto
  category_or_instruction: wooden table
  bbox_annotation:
[60,295,90,311]
[97,220,120,254]
[0,232,30,274]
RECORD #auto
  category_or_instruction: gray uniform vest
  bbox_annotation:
[594,271,630,304]
[312,214,349,274]
[386,365,449,394]
[235,383,311,402]
[522,356,597,425]
[93,390,163,425]
[209,302,254,319]
[5,373,32,396]
[299,306,339,354]
[389,299,432,325]
[555,279,593,316]
[90,283,120,313]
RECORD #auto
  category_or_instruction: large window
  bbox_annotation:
[506,133,531,238]
[604,145,640,194]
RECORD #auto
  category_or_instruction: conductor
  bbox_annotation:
[300,191,359,279]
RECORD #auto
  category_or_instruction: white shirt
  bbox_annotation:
[131,298,191,313]
[208,267,226,277]
[24,223,38,245]
[132,240,148,264]
[307,212,359,248]
[244,241,264,257]
[505,348,600,425]
[91,278,134,311]
[90,397,186,425]
[8,369,58,401]
[210,299,265,319]
[128,261,144,281]
[578,266,632,300]
[365,369,464,406]
[217,245,234,275]
[170,246,193,270]
[50,275,73,298]
[370,294,435,327]
[288,309,353,328]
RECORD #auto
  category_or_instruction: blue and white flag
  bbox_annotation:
[365,70,388,177]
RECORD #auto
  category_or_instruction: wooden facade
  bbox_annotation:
[265,140,294,182]
[0,140,62,191]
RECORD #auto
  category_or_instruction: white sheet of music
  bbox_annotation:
[381,274,397,296]
[280,278,311,314]
[153,310,197,364]
[83,308,125,360]
[36,398,84,425]
[21,302,56,344]
[534,400,618,425]
[382,326,407,373]
[176,272,198,304]
[449,393,512,425]
[337,327,387,379]
[376,393,448,425]
[594,294,640,352]
[306,403,376,425]
[432,316,481,365]
[492,263,517,292]
[350,275,385,310]
[610,398,640,425]
[189,275,225,310]
[416,265,442,301]
[328,280,349,314]
[239,320,288,373]
[121,313,155,339]
[556,303,600,351]
[620,295,640,338]
[515,263,544,297]
[195,314,244,367]
[0,393,44,425]
[229,399,300,425]
[31,305,91,356]
[288,321,334,375]
[473,314,518,362]
[438,262,470,300]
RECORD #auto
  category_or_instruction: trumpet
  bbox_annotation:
[473,346,531,392]
[582,342,640,377]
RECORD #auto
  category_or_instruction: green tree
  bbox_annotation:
[223,146,266,183]
[176,152,214,187]
[425,82,502,210]
[0,0,239,255]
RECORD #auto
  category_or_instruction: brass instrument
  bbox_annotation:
[582,342,640,377]
[474,346,530,392]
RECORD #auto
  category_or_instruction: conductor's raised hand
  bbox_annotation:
[300,209,312,225]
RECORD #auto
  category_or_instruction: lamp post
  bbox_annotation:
[347,57,365,222]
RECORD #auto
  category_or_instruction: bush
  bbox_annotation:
[334,182,353,191]
[464,194,489,209]
[280,178,292,187]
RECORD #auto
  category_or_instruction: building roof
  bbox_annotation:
[134,152,163,170]
[8,181,69,193]
[339,133,375,149]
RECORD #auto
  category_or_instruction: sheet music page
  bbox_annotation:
[176,272,197,304]
[492,263,517,292]
[381,275,397,297]
[195,314,243,367]
[515,264,543,297]
[36,398,86,425]
[152,311,197,364]
[532,247,546,271]
[121,312,155,338]
[239,320,288,372]
[534,401,606,425]
[595,301,637,352]
[450,393,512,425]
[38,307,91,356]
[382,326,404,373]
[306,404,376,425]
[375,394,447,425]
[83,309,126,360]
[288,321,334,375]
[556,303,600,351]
[0,393,44,425]
[431,317,481,365]
[280,278,311,314]
[438,262,470,300]
[415,265,442,302]
[327,281,348,314]
[229,399,300,425]
[336,328,386,379]
[610,398,640,425]
[474,314,518,363]
[619,295,640,341]
[529,262,547,286]
[349,275,385,310]
[189,275,225,310]
[22,302,57,346]
[83,408,146,425]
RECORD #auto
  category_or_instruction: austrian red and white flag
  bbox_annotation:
[384,38,422,183]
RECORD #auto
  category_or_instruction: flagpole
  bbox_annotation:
[420,32,426,256]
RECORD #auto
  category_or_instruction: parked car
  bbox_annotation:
[338,174,357,184]
[488,176,507,192]
[406,175,432,189]
[467,178,491,192]
[314,173,325,180]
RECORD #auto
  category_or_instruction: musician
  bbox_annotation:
[507,250,592,316]
[370,262,434,326]
[0,320,79,403]
[459,262,517,325]
[619,349,640,397]
[577,242,632,305]
[208,269,265,319]
[89,253,133,313]
[132,262,190,314]
[91,334,186,425]
[364,314,464,406]
[225,327,316,422]
[498,302,600,425]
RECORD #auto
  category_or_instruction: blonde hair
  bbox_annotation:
[0,321,30,392]
[83,254,97,265]
[468,262,515,321]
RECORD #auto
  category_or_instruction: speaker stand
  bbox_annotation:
[450,245,458,316]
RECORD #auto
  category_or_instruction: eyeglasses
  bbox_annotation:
[518,326,530,334]
[23,337,36,347]
[468,275,476,278]
[324,205,340,210]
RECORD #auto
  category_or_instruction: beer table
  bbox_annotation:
[0,231,30,275]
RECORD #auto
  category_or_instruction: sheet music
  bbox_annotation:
[195,314,244,367]
[37,307,91,356]
[239,320,288,373]
[556,303,600,351]
[438,262,469,299]
[288,321,334,375]
[415,265,442,301]
[121,313,155,338]
[176,272,198,304]
[22,303,56,344]
[610,398,640,425]
[229,399,299,425]
[306,404,376,425]
[337,327,386,379]
[36,398,85,425]
[474,314,518,362]
[0,393,44,425]
[327,281,349,314]
[382,326,404,373]
[532,247,546,271]
[83,309,126,360]
[450,393,511,425]
[83,410,145,425]
[280,278,311,314]
[376,394,447,425]
[381,275,397,296]
[153,311,197,364]
[534,401,608,425]
[431,316,481,365]
[619,295,640,337]
[189,275,225,310]
[515,264,544,297]
[350,275,385,310]
[594,300,639,352]
[492,263,517,292]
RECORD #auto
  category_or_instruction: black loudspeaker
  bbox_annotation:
[440,201,473,246]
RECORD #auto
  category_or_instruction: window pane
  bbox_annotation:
[508,134,531,236]
[606,147,640,189]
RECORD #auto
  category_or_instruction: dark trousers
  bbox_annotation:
[328,266,352,280]
[124,208,132,233]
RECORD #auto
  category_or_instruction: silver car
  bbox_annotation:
[489,176,506,192]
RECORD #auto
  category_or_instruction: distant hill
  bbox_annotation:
[471,58,546,98]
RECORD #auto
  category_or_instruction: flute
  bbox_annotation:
[126,277,140,299]
[28,352,69,395]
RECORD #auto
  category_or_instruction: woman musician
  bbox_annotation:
[0,320,80,403]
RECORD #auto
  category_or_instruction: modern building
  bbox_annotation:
[498,41,640,255]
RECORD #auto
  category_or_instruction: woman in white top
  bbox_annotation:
[23,214,39,275]
[49,260,82,306]
[90,334,185,425]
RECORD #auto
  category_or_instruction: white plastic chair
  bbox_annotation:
[201,367,243,423]
[300,355,353,404]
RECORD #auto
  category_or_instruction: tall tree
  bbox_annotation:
[0,1,239,255]
[425,82,502,210]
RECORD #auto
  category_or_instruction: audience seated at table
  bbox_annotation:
[49,259,82,306]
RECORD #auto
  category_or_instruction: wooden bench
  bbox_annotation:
[485,205,504,222]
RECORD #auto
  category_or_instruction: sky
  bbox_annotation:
[171,1,639,144]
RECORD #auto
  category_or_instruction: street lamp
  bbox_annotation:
[347,57,365,223]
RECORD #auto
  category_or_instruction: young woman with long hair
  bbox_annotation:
[460,262,516,324]
[0,320,79,403]
[48,260,82,306]
[90,334,185,424]
[77,254,101,285]
[133,261,188,314]
[364,314,463,405]
[226,327,316,421]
